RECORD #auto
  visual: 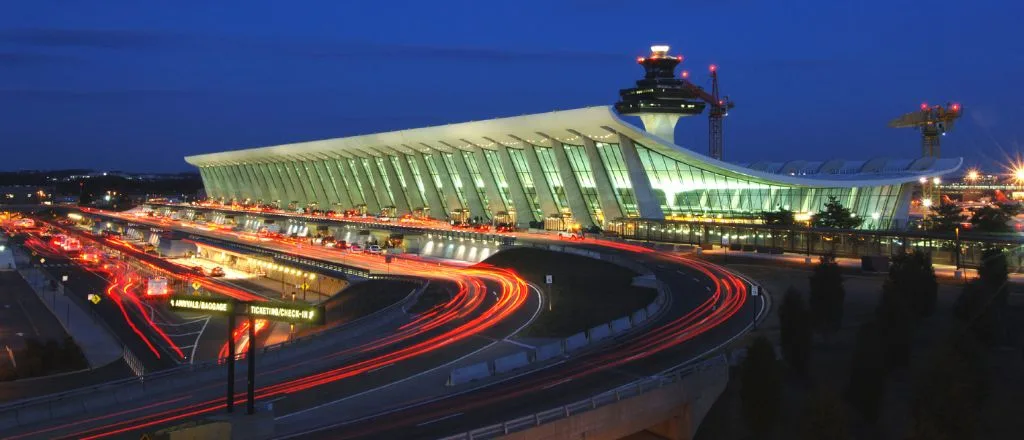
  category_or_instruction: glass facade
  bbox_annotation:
[461,150,495,215]
[561,144,603,225]
[596,142,639,217]
[422,153,453,212]
[482,149,514,213]
[507,148,542,220]
[404,155,430,210]
[534,146,570,211]
[195,131,937,230]
[441,152,470,211]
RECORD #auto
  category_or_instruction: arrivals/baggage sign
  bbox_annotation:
[169,295,234,314]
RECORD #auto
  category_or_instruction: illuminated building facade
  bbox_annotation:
[185,106,961,230]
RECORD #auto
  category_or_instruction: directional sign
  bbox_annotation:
[192,281,202,291]
[87,293,102,304]
[247,303,325,325]
[169,295,234,315]
[545,275,553,284]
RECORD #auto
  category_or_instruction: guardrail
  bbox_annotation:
[439,354,728,440]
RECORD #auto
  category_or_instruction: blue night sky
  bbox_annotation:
[1,0,1021,173]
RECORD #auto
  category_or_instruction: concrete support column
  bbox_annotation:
[395,152,427,211]
[328,157,359,208]
[258,161,285,205]
[347,157,380,213]
[319,157,353,209]
[411,152,452,218]
[618,134,665,219]
[471,147,508,215]
[380,154,411,214]
[449,148,488,220]
[497,145,537,225]
[197,168,215,199]
[418,150,460,216]
[237,164,261,201]
[580,136,625,221]
[213,165,239,200]
[520,144,560,218]
[363,156,394,211]
[242,163,268,203]
[280,160,311,206]
[294,158,330,208]
[309,158,343,209]
[547,137,596,227]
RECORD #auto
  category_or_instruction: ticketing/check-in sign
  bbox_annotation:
[247,303,325,325]
[169,295,234,315]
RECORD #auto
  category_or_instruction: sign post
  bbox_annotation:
[545,274,553,311]
[226,312,235,412]
[169,296,324,416]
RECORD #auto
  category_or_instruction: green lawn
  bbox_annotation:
[321,279,419,326]
[480,247,656,337]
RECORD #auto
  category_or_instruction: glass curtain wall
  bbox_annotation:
[373,157,398,206]
[634,142,905,227]
[533,146,570,211]
[561,144,603,225]
[506,148,543,220]
[403,155,431,210]
[460,150,495,214]
[482,149,515,213]
[440,153,470,210]
[595,142,640,218]
[421,154,453,212]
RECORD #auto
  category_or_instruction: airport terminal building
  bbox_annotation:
[185,46,961,231]
[185,105,960,230]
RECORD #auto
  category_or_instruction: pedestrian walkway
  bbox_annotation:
[13,251,123,369]
[698,246,1024,283]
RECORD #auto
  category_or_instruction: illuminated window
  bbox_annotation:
[533,146,569,211]
[440,153,470,210]
[562,144,603,225]
[507,148,542,220]
[596,142,639,217]
[483,149,514,212]
[460,150,494,215]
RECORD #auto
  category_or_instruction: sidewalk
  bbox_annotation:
[13,251,123,369]
[697,246,1024,283]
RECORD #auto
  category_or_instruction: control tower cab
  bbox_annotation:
[614,45,705,144]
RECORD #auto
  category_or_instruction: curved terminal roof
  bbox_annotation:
[186,106,962,188]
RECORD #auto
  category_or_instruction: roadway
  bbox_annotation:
[3,207,759,439]
[96,207,761,439]
[1,213,540,439]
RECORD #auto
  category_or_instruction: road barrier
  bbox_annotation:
[534,341,563,362]
[446,362,492,386]
[438,355,729,440]
[610,316,631,334]
[563,332,589,352]
[493,351,531,374]
[631,308,648,325]
[588,323,612,342]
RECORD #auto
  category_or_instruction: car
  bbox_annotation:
[348,244,362,253]
[190,266,207,276]
[557,230,584,241]
[209,267,226,277]
[366,245,383,254]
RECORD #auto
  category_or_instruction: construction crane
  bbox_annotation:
[680,66,735,160]
[888,102,962,157]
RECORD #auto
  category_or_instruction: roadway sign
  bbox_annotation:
[87,293,102,304]
[247,302,325,325]
[191,281,202,291]
[545,275,553,284]
[169,295,234,315]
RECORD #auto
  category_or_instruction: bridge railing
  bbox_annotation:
[437,354,728,440]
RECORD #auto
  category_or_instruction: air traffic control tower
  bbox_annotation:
[614,45,706,144]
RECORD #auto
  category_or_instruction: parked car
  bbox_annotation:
[348,244,363,253]
[557,230,584,241]
[366,245,383,254]
[190,266,207,276]
[209,267,226,277]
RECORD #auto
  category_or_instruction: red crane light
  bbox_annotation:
[709,64,717,72]
[952,103,960,111]
[681,70,689,79]
[921,102,928,110]
[675,55,683,61]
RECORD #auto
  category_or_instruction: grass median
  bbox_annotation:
[480,247,656,337]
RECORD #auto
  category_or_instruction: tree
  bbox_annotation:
[954,247,1009,345]
[801,389,851,440]
[907,334,987,440]
[761,207,796,226]
[811,196,864,229]
[845,320,887,423]
[969,203,1018,233]
[778,287,813,376]
[809,255,845,339]
[740,336,782,436]
[876,280,916,370]
[925,202,966,233]
[886,251,939,318]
